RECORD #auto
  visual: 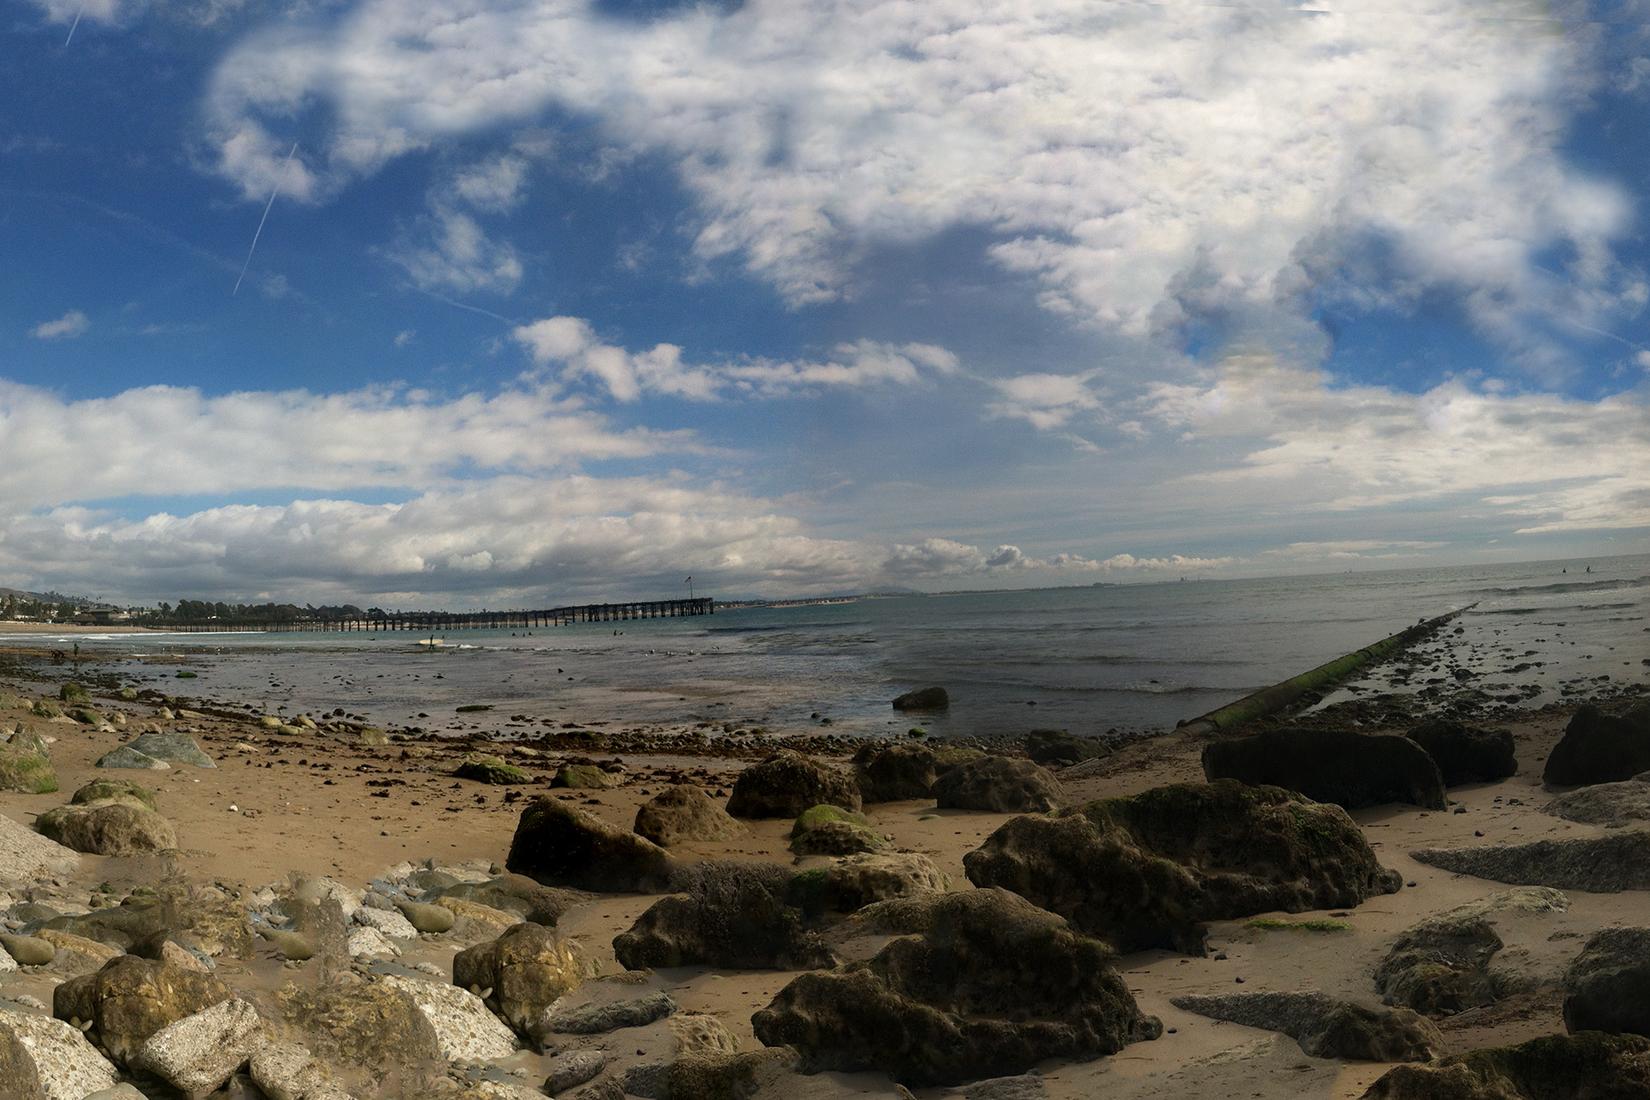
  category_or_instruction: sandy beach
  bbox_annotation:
[0,643,1646,1099]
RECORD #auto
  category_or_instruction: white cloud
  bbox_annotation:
[387,204,522,294]
[451,155,529,212]
[393,329,416,347]
[28,0,129,26]
[204,0,1635,360]
[30,310,89,340]
[512,316,957,402]
[986,372,1100,430]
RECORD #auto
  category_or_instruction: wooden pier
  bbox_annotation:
[154,597,714,634]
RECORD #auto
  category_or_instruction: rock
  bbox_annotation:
[952,1076,1048,1100]
[786,853,948,916]
[640,1047,798,1100]
[853,743,939,803]
[248,1039,349,1100]
[1544,774,1650,828]
[156,940,213,975]
[1405,719,1518,786]
[34,800,177,855]
[2,934,56,966]
[82,1086,146,1100]
[353,906,418,939]
[123,731,215,768]
[453,922,590,1039]
[614,862,833,971]
[1411,831,1650,892]
[35,929,121,975]
[933,756,1064,813]
[377,975,517,1061]
[437,896,520,941]
[70,779,157,810]
[395,899,456,934]
[753,887,1159,1086]
[432,875,577,926]
[1563,926,1650,1037]
[0,812,79,888]
[544,1050,609,1094]
[547,991,677,1035]
[53,955,232,1064]
[456,755,530,785]
[1361,1032,1650,1098]
[346,926,398,959]
[41,884,250,959]
[1171,992,1441,1061]
[258,928,316,961]
[1543,703,1650,787]
[0,1005,120,1099]
[1375,914,1506,1016]
[727,751,861,819]
[0,731,57,794]
[619,1013,742,1097]
[789,805,885,855]
[1202,728,1447,810]
[506,797,678,893]
[278,978,450,1073]
[286,875,363,920]
[554,764,616,789]
[93,746,170,771]
[133,997,262,1096]
[892,686,948,711]
[1024,729,1108,767]
[60,683,91,704]
[965,780,1402,953]
[633,786,745,847]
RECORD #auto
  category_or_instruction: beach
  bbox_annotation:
[0,571,1647,1099]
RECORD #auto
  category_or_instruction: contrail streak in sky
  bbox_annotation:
[64,6,84,46]
[233,141,299,296]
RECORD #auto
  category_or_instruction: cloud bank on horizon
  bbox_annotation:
[1,0,1647,605]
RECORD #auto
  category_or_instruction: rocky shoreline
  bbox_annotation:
[0,655,1648,1099]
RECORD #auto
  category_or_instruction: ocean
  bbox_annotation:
[4,554,1646,742]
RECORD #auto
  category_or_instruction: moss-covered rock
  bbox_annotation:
[965,780,1402,954]
[70,779,157,811]
[53,955,232,1064]
[634,785,744,847]
[727,751,860,819]
[853,743,939,803]
[933,755,1065,812]
[455,755,530,785]
[453,922,591,1040]
[1361,1032,1650,1098]
[552,764,614,789]
[35,801,177,855]
[789,804,885,855]
[0,731,57,794]
[614,861,832,971]
[59,682,91,704]
[1203,728,1447,811]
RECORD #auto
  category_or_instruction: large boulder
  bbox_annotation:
[752,887,1160,1086]
[505,797,678,893]
[0,812,79,888]
[633,785,745,847]
[892,686,948,711]
[121,732,215,768]
[1545,775,1650,828]
[853,743,939,803]
[1375,915,1505,1017]
[1202,728,1447,810]
[1361,1032,1650,1099]
[1563,926,1650,1037]
[132,997,263,1096]
[1405,719,1517,786]
[53,956,232,1064]
[789,805,885,855]
[1171,992,1441,1061]
[1024,729,1109,767]
[1543,703,1650,787]
[613,862,833,971]
[431,874,579,925]
[1411,831,1650,892]
[933,756,1064,813]
[34,800,177,856]
[453,921,591,1039]
[0,730,58,794]
[786,852,949,917]
[726,752,860,819]
[964,780,1402,954]
[278,975,515,1072]
[0,1005,120,1100]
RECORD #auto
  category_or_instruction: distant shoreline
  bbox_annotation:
[0,622,153,635]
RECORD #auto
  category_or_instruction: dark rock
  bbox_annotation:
[1360,1032,1650,1099]
[1171,992,1441,1061]
[789,805,884,855]
[1543,704,1650,787]
[634,785,745,847]
[786,853,948,917]
[933,756,1064,813]
[1375,916,1504,1016]
[1544,775,1650,828]
[613,862,833,971]
[752,887,1160,1086]
[1405,720,1517,786]
[546,991,677,1035]
[54,956,231,1064]
[726,752,860,819]
[1024,729,1108,767]
[659,1047,799,1100]
[506,797,678,893]
[1411,831,1650,893]
[853,743,939,803]
[964,780,1402,954]
[892,687,948,711]
[1563,926,1650,1037]
[453,921,590,1040]
[1202,728,1447,811]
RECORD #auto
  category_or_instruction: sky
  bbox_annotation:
[1,0,1648,607]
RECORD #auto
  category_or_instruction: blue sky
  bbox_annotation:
[1,0,1648,606]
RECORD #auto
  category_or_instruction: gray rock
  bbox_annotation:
[249,1039,351,1100]
[377,975,517,1061]
[933,756,1064,813]
[1411,831,1650,892]
[1374,888,1568,1016]
[34,801,177,856]
[353,906,418,938]
[93,746,170,770]
[0,813,79,889]
[544,1049,608,1094]
[133,997,262,1095]
[124,731,215,768]
[345,926,398,959]
[432,874,579,926]
[634,785,746,847]
[956,1076,1049,1100]
[1545,775,1650,828]
[620,1014,741,1097]
[1564,926,1650,1037]
[0,1006,120,1100]
[1171,992,1442,1061]
[547,991,677,1035]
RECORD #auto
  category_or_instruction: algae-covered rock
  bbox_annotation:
[634,785,745,847]
[789,804,884,855]
[456,755,530,785]
[70,779,157,811]
[94,746,170,771]
[1203,728,1447,810]
[727,751,861,819]
[853,743,939,803]
[553,764,615,789]
[1544,774,1650,828]
[752,887,1160,1086]
[1563,926,1650,1037]
[453,921,591,1039]
[431,874,578,926]
[0,734,57,794]
[123,732,214,769]
[506,797,678,893]
[35,801,176,856]
[933,756,1064,813]
[1171,991,1442,1062]
[1405,719,1517,787]
[1024,729,1110,767]
[1361,1032,1650,1099]
[786,852,948,916]
[614,862,832,971]
[965,780,1402,954]
[53,955,232,1064]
